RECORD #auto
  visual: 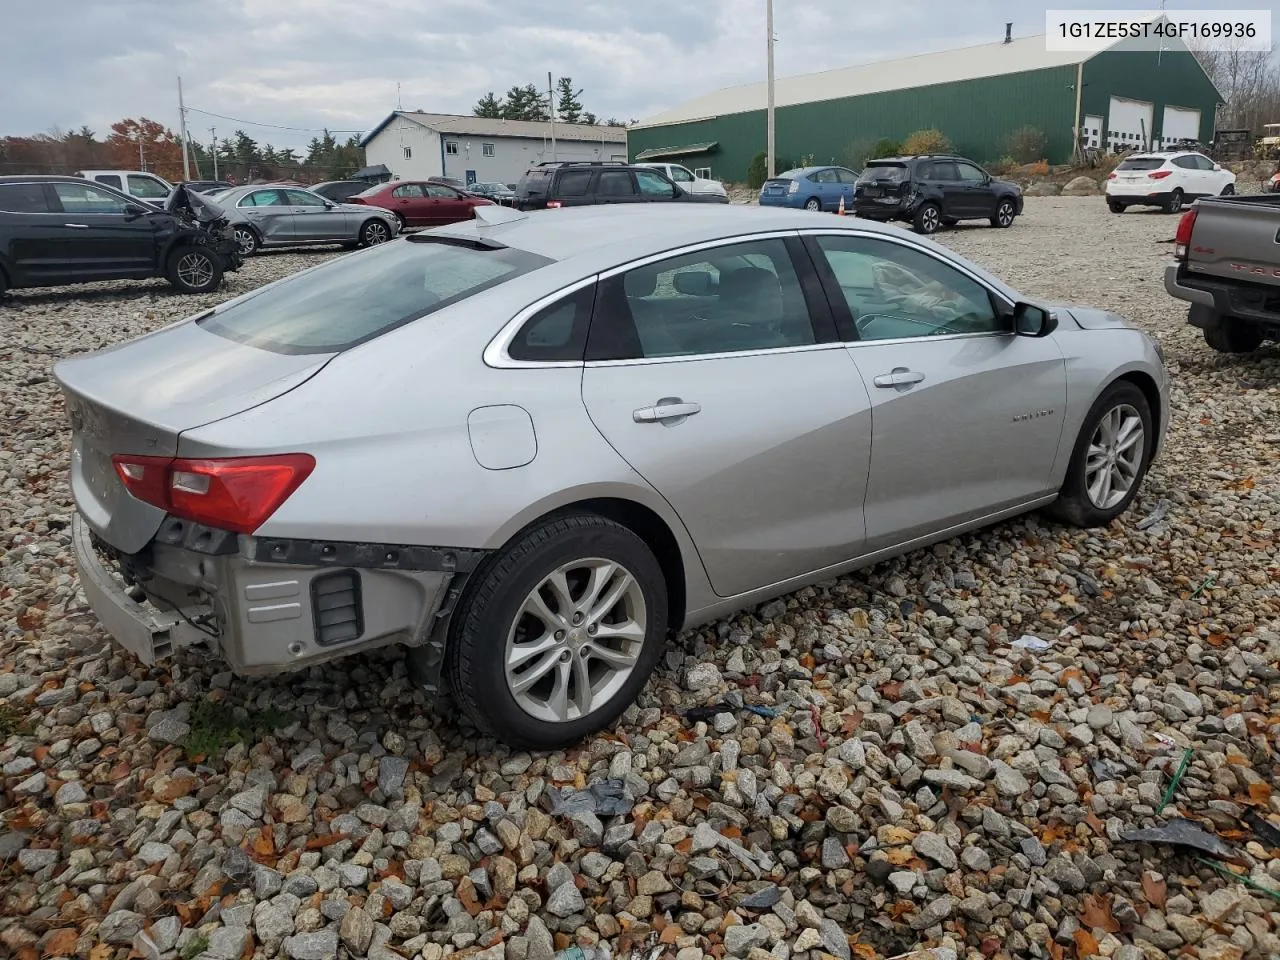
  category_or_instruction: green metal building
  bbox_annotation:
[628,23,1223,183]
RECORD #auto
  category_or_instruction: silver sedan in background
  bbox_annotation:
[56,204,1167,749]
[211,184,400,255]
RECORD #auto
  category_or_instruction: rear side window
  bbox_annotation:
[508,284,596,362]
[1117,157,1165,171]
[200,237,553,354]
[597,171,635,196]
[0,183,50,213]
[93,175,123,189]
[556,170,592,197]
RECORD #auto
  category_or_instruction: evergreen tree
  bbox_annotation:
[473,91,503,118]
[555,77,584,123]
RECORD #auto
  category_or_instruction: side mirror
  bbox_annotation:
[1213,163,1223,171]
[124,203,147,219]
[1013,301,1057,337]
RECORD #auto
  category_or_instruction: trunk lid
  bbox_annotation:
[761,178,793,196]
[55,319,335,553]
[1183,195,1280,286]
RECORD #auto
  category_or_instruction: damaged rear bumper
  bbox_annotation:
[72,513,486,691]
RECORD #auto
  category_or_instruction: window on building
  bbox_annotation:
[445,141,459,155]
[403,146,412,159]
[482,142,495,157]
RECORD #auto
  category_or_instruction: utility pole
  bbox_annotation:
[548,72,557,161]
[178,76,192,181]
[766,0,776,177]
[210,127,218,179]
[138,134,145,172]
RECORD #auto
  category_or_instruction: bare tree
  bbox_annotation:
[1196,39,1280,132]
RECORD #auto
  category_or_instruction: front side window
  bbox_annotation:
[128,175,169,199]
[425,184,458,198]
[670,166,694,182]
[556,170,592,196]
[0,183,51,213]
[1194,154,1216,170]
[285,189,326,207]
[587,238,816,361]
[814,234,1002,341]
[508,284,596,362]
[836,168,859,184]
[200,237,553,354]
[52,182,130,215]
[955,162,987,183]
[635,170,676,196]
[597,171,636,197]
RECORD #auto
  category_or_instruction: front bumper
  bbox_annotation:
[72,513,468,682]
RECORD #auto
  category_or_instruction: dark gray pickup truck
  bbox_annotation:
[1164,194,1280,353]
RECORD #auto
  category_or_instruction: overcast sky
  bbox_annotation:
[0,0,1268,150]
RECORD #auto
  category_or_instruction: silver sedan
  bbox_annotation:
[56,204,1168,749]
[212,184,400,255]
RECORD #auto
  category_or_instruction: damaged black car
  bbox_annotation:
[0,176,242,298]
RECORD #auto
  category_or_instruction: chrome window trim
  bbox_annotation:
[585,341,850,369]
[483,275,600,370]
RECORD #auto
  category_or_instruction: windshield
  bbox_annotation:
[1116,157,1166,171]
[199,237,553,354]
[859,163,908,182]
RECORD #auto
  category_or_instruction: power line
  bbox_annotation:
[183,105,364,135]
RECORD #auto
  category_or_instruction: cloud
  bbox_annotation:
[0,0,1250,149]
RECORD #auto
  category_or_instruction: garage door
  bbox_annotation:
[1159,105,1201,149]
[1107,97,1154,152]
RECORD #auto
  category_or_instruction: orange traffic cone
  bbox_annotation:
[837,195,846,216]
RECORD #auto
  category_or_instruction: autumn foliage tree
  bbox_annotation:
[106,118,185,180]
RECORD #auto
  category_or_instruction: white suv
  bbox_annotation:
[1104,151,1235,214]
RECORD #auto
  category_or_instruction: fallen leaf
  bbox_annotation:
[659,925,680,945]
[1206,633,1229,647]
[89,945,115,960]
[43,929,78,955]
[1142,872,1167,909]
[841,711,864,735]
[1047,942,1065,960]
[1072,928,1100,958]
[253,832,275,858]
[852,945,878,960]
[1080,894,1120,933]
[887,901,914,919]
[1248,783,1273,805]
[304,833,349,850]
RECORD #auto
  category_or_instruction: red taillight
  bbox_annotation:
[546,200,562,209]
[112,453,315,535]
[1173,207,1198,260]
[1148,170,1172,180]
[1107,172,1117,179]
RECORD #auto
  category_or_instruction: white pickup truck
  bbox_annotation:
[634,162,728,202]
[75,170,174,205]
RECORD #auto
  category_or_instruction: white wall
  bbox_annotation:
[363,118,443,180]
[436,134,626,185]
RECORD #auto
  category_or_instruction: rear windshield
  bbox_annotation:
[859,163,908,182]
[199,237,552,354]
[1116,157,1166,171]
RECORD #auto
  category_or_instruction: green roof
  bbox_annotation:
[633,141,719,160]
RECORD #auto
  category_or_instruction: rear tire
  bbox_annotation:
[1204,320,1263,354]
[991,198,1016,227]
[913,202,942,234]
[233,226,260,256]
[165,246,223,294]
[359,218,391,247]
[1163,189,1184,214]
[1048,381,1153,528]
[445,514,668,750]
[1107,200,1126,214]
[804,197,822,212]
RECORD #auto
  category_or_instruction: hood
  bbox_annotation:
[165,185,227,223]
[1042,303,1132,330]
[339,201,392,216]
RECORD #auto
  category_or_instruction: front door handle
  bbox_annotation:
[64,223,89,229]
[633,399,701,424]
[873,369,925,388]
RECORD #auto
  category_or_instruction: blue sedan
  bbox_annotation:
[758,165,861,212]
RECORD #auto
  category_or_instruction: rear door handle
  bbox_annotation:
[873,369,925,388]
[64,223,89,229]
[633,399,701,423]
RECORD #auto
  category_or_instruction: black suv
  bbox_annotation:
[853,155,1023,235]
[514,161,703,211]
[0,176,241,299]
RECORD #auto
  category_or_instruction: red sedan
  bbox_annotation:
[347,180,493,228]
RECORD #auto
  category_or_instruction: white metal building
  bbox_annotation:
[360,112,629,186]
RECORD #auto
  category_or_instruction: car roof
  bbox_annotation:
[0,174,102,184]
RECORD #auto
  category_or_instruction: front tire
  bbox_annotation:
[1204,320,1262,354]
[991,199,1016,227]
[233,226,260,256]
[165,246,223,294]
[360,218,391,247]
[804,197,822,212]
[1048,381,1153,528]
[1163,188,1184,214]
[913,202,942,234]
[445,514,668,750]
[1220,183,1235,196]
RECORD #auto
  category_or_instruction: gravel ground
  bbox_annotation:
[2,201,1280,960]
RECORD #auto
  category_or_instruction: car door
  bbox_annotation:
[923,160,967,218]
[812,167,841,209]
[285,188,349,241]
[634,169,682,203]
[804,230,1066,551]
[954,160,997,217]
[388,183,428,225]
[1194,154,1225,196]
[579,234,873,598]
[594,170,642,205]
[48,181,158,280]
[425,184,471,223]
[0,182,70,285]
[238,189,294,243]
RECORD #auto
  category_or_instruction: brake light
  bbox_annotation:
[1173,207,1198,260]
[112,453,315,534]
[546,200,562,208]
[788,180,799,194]
[1148,170,1172,179]
[1107,172,1117,179]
